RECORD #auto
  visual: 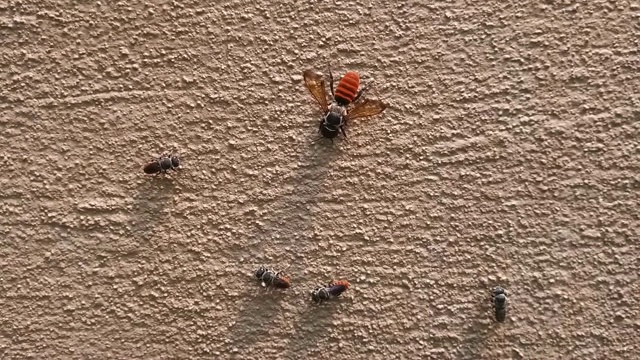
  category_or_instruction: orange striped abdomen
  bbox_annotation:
[334,72,360,105]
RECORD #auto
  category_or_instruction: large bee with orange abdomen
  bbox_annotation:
[303,67,387,142]
[310,280,350,304]
[254,266,291,289]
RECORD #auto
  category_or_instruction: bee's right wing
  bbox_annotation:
[346,98,388,121]
[303,70,329,113]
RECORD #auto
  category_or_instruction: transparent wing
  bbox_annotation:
[346,99,388,121]
[303,69,329,113]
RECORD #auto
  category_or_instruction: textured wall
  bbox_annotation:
[1,0,638,359]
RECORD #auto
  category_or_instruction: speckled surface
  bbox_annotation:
[1,1,639,359]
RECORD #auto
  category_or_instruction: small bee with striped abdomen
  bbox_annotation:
[143,152,181,175]
[492,286,507,322]
[254,266,291,289]
[310,280,350,304]
[303,67,387,142]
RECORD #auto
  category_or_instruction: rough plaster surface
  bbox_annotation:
[1,0,639,359]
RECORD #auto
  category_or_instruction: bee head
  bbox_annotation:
[492,286,506,297]
[254,267,267,279]
[170,155,181,168]
[310,289,321,303]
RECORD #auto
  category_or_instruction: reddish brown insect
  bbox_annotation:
[254,266,291,289]
[303,67,387,142]
[143,152,181,175]
[310,279,350,304]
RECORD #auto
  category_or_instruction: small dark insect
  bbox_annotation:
[303,67,387,142]
[492,286,507,322]
[254,266,291,289]
[311,280,350,304]
[143,152,181,175]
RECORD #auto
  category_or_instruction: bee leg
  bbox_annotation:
[340,126,348,141]
[353,85,369,103]
[328,66,335,99]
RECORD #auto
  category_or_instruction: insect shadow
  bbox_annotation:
[455,288,509,359]
[92,173,178,277]
[241,136,340,262]
[282,296,346,358]
[220,283,290,354]
[129,176,177,244]
[222,139,340,351]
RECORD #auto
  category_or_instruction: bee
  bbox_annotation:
[303,67,387,142]
[310,280,350,304]
[492,286,507,322]
[143,152,181,175]
[254,266,291,289]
